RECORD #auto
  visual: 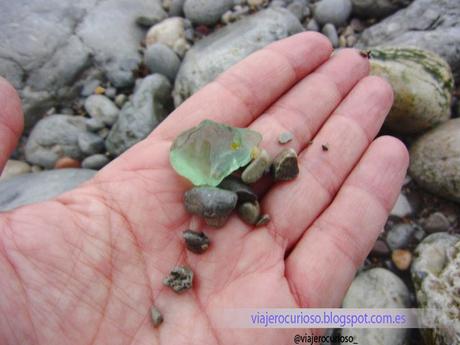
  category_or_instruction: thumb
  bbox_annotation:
[0,77,23,173]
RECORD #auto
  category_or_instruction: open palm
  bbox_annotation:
[0,33,408,345]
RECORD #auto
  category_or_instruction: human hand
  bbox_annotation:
[0,32,408,345]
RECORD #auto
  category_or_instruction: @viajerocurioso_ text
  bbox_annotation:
[293,334,358,344]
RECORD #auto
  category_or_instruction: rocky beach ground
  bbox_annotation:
[0,0,459,344]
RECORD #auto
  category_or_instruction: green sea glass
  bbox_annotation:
[170,120,262,186]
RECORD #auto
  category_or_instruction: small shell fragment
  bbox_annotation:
[183,230,210,254]
[150,305,163,327]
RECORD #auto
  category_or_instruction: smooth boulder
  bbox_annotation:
[173,8,303,106]
[409,119,460,203]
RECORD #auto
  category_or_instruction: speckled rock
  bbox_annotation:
[183,0,234,25]
[0,169,96,211]
[342,268,410,345]
[409,119,460,203]
[144,43,181,81]
[25,115,88,168]
[411,233,460,345]
[356,0,460,82]
[369,47,453,134]
[313,0,352,27]
[173,8,303,105]
[105,74,173,156]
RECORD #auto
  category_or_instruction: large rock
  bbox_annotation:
[173,8,303,106]
[0,0,166,128]
[0,169,96,211]
[369,47,453,134]
[183,0,234,26]
[105,74,173,156]
[411,233,460,345]
[25,115,89,168]
[341,268,410,345]
[409,119,460,203]
[351,0,411,19]
[356,0,460,82]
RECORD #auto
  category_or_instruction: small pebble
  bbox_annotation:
[218,176,258,203]
[241,149,271,184]
[423,212,450,233]
[114,94,127,107]
[305,18,320,32]
[271,148,299,181]
[78,132,105,155]
[238,201,261,225]
[94,86,106,95]
[150,305,163,327]
[163,266,194,293]
[256,214,271,227]
[321,23,339,48]
[144,43,181,81]
[278,131,294,144]
[85,118,106,132]
[54,157,80,169]
[184,187,237,220]
[81,154,110,170]
[205,216,229,228]
[183,230,210,254]
[371,239,390,256]
[392,249,412,271]
[322,144,329,151]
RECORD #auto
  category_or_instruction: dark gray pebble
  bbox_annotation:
[218,176,258,203]
[163,266,193,293]
[271,148,299,181]
[204,215,229,228]
[150,305,163,327]
[184,187,237,219]
[241,149,271,184]
[183,230,210,254]
[238,201,261,225]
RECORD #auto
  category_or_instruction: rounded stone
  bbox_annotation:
[271,148,299,181]
[81,154,110,170]
[84,95,120,126]
[237,201,261,225]
[0,160,31,181]
[411,233,460,345]
[150,306,163,327]
[342,268,410,345]
[390,192,413,218]
[218,176,258,203]
[305,18,320,32]
[182,230,210,254]
[54,157,81,169]
[371,239,390,256]
[77,132,105,155]
[144,43,181,82]
[314,0,352,26]
[241,149,271,184]
[145,17,190,56]
[85,118,106,132]
[392,249,412,270]
[184,187,238,219]
[184,0,234,25]
[386,223,415,250]
[370,47,454,134]
[351,0,405,19]
[423,212,451,234]
[321,23,339,48]
[409,119,460,203]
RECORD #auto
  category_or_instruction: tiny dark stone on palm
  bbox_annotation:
[183,230,210,254]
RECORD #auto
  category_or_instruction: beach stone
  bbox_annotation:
[356,0,460,83]
[392,249,412,270]
[54,157,81,169]
[321,23,339,47]
[163,266,193,293]
[150,306,163,327]
[106,74,173,156]
[371,239,390,256]
[278,131,294,144]
[305,18,320,32]
[81,154,110,170]
[256,213,271,226]
[351,0,410,19]
[0,169,96,212]
[238,201,261,225]
[173,8,303,105]
[287,0,309,20]
[182,230,210,254]
[184,187,237,219]
[77,132,105,155]
[411,233,460,345]
[271,148,299,181]
[145,17,190,56]
[386,223,415,250]
[84,95,120,126]
[183,0,234,25]
[409,119,460,203]
[144,43,181,81]
[390,193,413,218]
[313,0,352,27]
[218,176,258,203]
[369,47,453,134]
[80,79,101,97]
[241,149,270,184]
[342,268,410,345]
[85,118,106,132]
[0,160,32,181]
[169,0,186,16]
[423,212,451,234]
[25,115,88,168]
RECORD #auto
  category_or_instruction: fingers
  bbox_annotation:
[0,77,23,172]
[286,136,409,308]
[250,49,369,156]
[262,75,394,248]
[154,32,332,141]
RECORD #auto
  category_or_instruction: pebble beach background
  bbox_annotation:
[0,0,459,344]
